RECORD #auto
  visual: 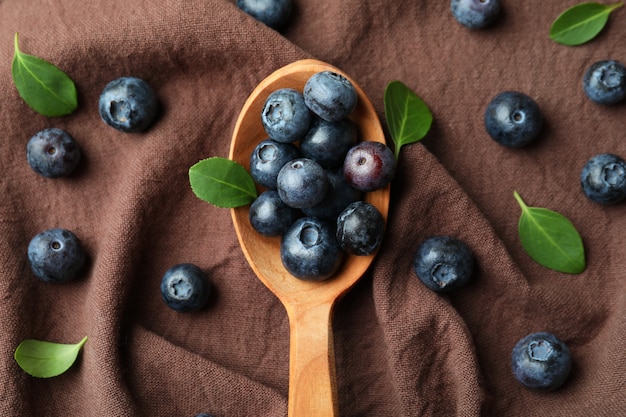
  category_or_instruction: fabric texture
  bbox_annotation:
[1,0,625,416]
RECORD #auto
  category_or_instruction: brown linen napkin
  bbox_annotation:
[1,0,625,416]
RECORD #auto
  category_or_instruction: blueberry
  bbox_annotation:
[512,332,572,391]
[26,128,80,178]
[413,236,474,292]
[280,217,342,281]
[304,71,358,122]
[451,0,501,29]
[484,91,543,148]
[300,117,358,169]
[302,168,361,221]
[236,0,292,30]
[99,77,158,133]
[28,228,87,283]
[343,141,396,192]
[583,60,626,105]
[261,88,312,143]
[336,201,385,256]
[277,158,329,209]
[249,190,301,236]
[250,139,300,189]
[160,263,211,312]
[580,153,626,204]
[194,414,216,417]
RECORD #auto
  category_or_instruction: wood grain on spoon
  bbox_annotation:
[229,59,390,417]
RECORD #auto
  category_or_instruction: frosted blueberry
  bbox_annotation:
[249,190,300,236]
[99,77,158,133]
[160,263,211,312]
[261,88,312,143]
[300,117,358,169]
[484,91,543,148]
[281,217,342,281]
[28,228,87,283]
[236,0,292,30]
[26,128,80,178]
[451,0,501,29]
[583,60,626,105]
[277,158,329,209]
[304,71,358,122]
[512,332,572,391]
[413,236,474,292]
[336,201,385,256]
[250,139,300,189]
[581,153,626,204]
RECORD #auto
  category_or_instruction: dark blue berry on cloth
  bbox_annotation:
[28,228,87,283]
[161,264,211,312]
[511,332,572,391]
[580,153,626,204]
[413,236,474,292]
[484,91,543,148]
[583,59,626,105]
[27,128,81,178]
[99,76,158,133]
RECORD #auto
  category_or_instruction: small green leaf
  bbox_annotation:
[14,336,88,378]
[11,33,78,117]
[384,80,433,159]
[550,2,623,46]
[189,157,258,208]
[514,191,585,274]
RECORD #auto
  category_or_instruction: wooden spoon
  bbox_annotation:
[229,59,390,417]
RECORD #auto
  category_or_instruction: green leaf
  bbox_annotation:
[14,336,88,378]
[550,2,623,46]
[514,191,586,274]
[384,80,433,159]
[189,157,258,208]
[11,33,78,117]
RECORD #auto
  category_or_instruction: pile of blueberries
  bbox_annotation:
[248,70,395,281]
[25,77,213,315]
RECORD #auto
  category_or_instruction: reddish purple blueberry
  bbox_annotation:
[343,142,396,192]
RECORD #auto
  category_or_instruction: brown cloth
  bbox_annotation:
[1,0,625,415]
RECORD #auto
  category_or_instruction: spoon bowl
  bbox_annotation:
[229,59,390,417]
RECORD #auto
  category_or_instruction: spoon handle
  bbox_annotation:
[287,301,338,417]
